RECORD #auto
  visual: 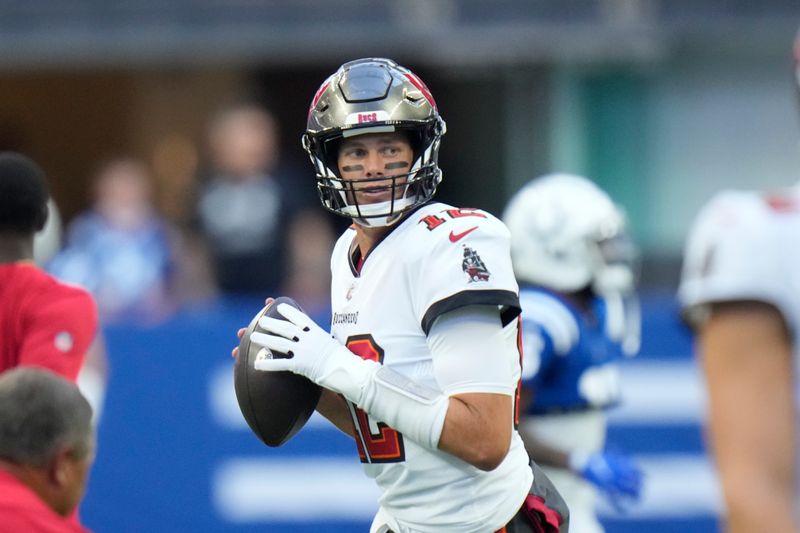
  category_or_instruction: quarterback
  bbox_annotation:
[248,58,568,532]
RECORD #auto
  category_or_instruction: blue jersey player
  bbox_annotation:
[503,174,643,533]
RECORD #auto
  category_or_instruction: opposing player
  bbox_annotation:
[0,152,98,380]
[503,174,642,533]
[244,58,568,532]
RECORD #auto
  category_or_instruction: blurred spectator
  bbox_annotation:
[148,132,217,308]
[48,158,176,324]
[196,102,333,312]
[503,174,643,533]
[0,367,94,533]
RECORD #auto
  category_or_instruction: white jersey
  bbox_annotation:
[679,188,800,335]
[679,188,800,463]
[330,202,532,532]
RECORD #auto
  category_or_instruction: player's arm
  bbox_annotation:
[437,392,511,469]
[315,389,356,438]
[20,289,98,381]
[428,305,516,471]
[251,303,517,471]
[699,300,797,533]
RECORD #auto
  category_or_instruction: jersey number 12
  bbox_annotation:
[346,334,406,464]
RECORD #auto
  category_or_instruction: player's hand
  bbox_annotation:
[251,303,353,385]
[231,298,275,359]
[231,328,247,359]
[571,450,643,511]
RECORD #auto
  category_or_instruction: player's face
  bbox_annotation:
[336,132,414,205]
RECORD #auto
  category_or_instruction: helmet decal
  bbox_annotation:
[404,72,438,110]
[308,78,332,117]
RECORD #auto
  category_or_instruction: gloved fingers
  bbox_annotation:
[258,315,302,339]
[253,355,295,372]
[276,303,314,330]
[250,331,297,355]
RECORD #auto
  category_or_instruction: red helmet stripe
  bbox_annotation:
[404,73,437,110]
[309,80,331,117]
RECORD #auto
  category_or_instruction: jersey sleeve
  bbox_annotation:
[410,210,520,334]
[19,286,98,381]
[678,190,800,331]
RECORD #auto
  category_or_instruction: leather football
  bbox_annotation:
[234,296,322,447]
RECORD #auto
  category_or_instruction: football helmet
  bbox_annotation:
[302,58,446,227]
[503,173,637,295]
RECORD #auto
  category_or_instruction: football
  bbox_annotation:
[234,296,322,447]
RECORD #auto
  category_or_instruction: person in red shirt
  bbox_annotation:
[0,152,98,380]
[0,367,95,533]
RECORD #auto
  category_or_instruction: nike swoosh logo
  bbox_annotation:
[449,226,478,242]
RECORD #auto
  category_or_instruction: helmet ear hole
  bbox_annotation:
[321,137,342,175]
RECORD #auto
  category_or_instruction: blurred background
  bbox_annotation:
[5,1,800,531]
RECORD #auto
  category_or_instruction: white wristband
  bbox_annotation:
[359,366,449,450]
[315,350,449,450]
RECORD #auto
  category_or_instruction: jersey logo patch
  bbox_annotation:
[449,226,478,243]
[461,246,490,282]
[54,331,74,353]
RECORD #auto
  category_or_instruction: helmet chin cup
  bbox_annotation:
[344,196,418,228]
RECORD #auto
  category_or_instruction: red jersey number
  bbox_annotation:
[346,335,406,463]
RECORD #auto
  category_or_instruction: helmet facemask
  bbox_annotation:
[590,230,639,295]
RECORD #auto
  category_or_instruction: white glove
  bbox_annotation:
[251,303,377,403]
[251,303,448,450]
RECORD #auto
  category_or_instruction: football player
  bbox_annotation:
[677,29,800,533]
[503,174,643,533]
[246,58,569,532]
